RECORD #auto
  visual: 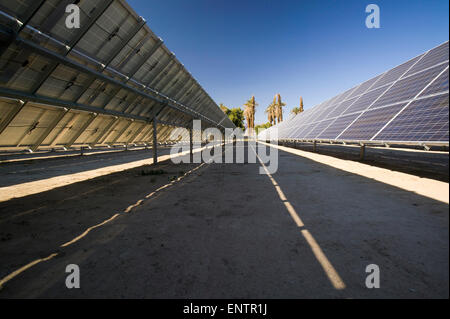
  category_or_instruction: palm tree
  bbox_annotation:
[219,103,229,114]
[275,93,286,123]
[299,96,304,113]
[265,97,277,125]
[291,106,301,115]
[243,96,258,129]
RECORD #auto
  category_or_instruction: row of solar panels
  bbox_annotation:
[259,41,449,145]
[0,0,234,151]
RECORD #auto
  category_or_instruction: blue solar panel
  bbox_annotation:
[404,42,449,77]
[420,68,449,97]
[343,85,388,115]
[370,64,446,109]
[317,113,361,139]
[259,41,449,145]
[373,94,449,142]
[339,103,404,140]
[371,55,423,89]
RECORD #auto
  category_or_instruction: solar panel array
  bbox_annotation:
[0,0,234,152]
[259,41,449,145]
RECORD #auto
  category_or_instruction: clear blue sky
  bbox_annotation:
[128,0,449,125]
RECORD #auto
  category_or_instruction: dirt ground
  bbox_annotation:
[0,142,448,298]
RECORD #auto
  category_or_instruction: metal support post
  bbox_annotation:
[360,144,366,161]
[153,118,158,164]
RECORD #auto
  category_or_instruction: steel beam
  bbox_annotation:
[148,59,176,88]
[0,87,150,123]
[0,99,25,135]
[8,34,199,120]
[189,125,194,162]
[174,78,194,101]
[49,112,78,147]
[29,0,115,94]
[360,144,366,161]
[96,118,120,145]
[156,119,189,129]
[109,120,133,145]
[159,68,183,94]
[153,117,158,164]
[30,108,68,151]
[126,122,147,144]
[66,114,97,148]
[101,38,163,109]
[73,16,147,103]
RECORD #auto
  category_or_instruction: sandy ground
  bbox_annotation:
[0,142,448,298]
[278,140,449,182]
[0,147,174,202]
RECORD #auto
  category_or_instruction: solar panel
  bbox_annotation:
[0,0,234,151]
[373,94,449,142]
[317,113,361,140]
[259,41,449,146]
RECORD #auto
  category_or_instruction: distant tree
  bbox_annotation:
[291,97,304,116]
[299,96,304,113]
[228,107,245,129]
[275,93,286,123]
[219,103,229,114]
[265,97,277,125]
[291,106,301,115]
[218,103,244,128]
[254,122,272,134]
[243,96,258,129]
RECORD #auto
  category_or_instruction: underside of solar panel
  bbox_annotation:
[0,0,235,152]
[259,41,449,146]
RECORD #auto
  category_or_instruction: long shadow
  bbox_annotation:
[264,144,449,298]
[1,149,342,298]
[0,147,174,188]
[0,142,448,298]
[280,141,449,182]
[0,159,198,278]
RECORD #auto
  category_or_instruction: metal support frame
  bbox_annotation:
[0,99,25,135]
[134,124,153,144]
[73,17,147,103]
[149,59,176,88]
[89,117,118,147]
[17,0,48,31]
[29,0,115,94]
[66,113,97,148]
[0,87,150,123]
[126,122,147,144]
[116,33,151,70]
[185,90,203,108]
[48,112,78,147]
[154,65,179,94]
[360,144,366,161]
[101,38,163,109]
[30,108,68,151]
[157,119,189,129]
[159,68,183,94]
[2,34,198,119]
[0,1,114,151]
[153,117,158,164]
[0,9,232,151]
[109,120,134,145]
[173,78,193,101]
[189,126,193,163]
[176,81,196,102]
